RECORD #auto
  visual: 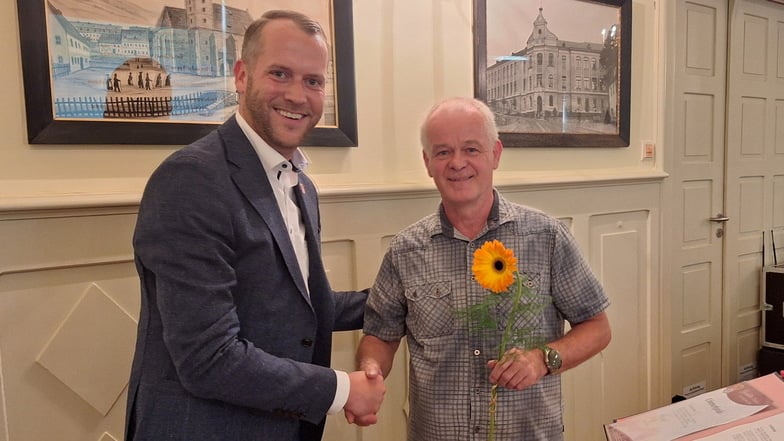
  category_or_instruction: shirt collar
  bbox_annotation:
[436,190,502,239]
[235,112,310,179]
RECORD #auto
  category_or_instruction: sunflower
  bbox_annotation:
[472,240,518,293]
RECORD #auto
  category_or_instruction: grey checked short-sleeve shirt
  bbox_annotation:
[363,192,610,441]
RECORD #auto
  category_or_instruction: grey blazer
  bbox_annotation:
[125,116,367,441]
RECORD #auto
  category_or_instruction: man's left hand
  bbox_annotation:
[487,347,547,390]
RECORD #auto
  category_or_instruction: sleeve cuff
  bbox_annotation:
[327,369,350,414]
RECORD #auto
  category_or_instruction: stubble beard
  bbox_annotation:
[243,77,316,152]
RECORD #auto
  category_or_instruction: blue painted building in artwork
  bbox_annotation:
[153,1,254,77]
[55,0,253,78]
[47,1,92,77]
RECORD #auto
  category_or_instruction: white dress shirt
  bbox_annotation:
[235,113,349,415]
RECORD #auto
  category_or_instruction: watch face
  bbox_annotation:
[547,348,562,370]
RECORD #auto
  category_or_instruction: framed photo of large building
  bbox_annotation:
[473,0,631,147]
[16,0,357,146]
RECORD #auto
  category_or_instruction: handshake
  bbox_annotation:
[343,363,386,426]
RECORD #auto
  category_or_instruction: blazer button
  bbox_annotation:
[301,338,313,347]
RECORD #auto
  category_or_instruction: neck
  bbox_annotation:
[443,197,493,240]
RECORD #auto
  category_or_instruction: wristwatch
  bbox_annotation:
[541,345,562,375]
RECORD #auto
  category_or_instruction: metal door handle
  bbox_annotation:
[709,214,730,223]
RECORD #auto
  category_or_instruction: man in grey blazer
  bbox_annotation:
[125,10,385,441]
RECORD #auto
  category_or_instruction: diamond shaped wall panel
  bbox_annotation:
[36,283,137,415]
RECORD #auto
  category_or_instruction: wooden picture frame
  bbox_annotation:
[473,0,631,147]
[16,0,357,146]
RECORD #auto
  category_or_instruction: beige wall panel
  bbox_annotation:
[737,329,761,380]
[557,217,574,230]
[0,211,136,272]
[737,253,763,313]
[568,210,649,440]
[775,175,784,228]
[734,252,762,367]
[36,282,136,415]
[321,239,362,441]
[680,343,713,398]
[677,262,721,354]
[779,22,784,78]
[0,269,137,441]
[682,181,713,244]
[742,14,768,76]
[0,347,6,441]
[681,263,712,330]
[686,5,717,74]
[740,97,766,157]
[777,100,784,154]
[738,177,764,233]
[683,94,715,160]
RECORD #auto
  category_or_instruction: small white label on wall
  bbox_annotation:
[683,381,706,399]
[738,363,757,381]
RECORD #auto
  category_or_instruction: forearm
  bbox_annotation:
[356,334,400,378]
[550,311,611,372]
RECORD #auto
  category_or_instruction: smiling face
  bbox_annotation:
[234,18,328,158]
[422,100,502,213]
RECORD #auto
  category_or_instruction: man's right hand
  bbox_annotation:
[343,369,386,426]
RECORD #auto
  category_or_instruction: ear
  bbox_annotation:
[422,150,434,178]
[492,139,503,169]
[233,60,247,94]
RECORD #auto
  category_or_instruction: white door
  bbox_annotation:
[668,0,784,398]
[723,0,784,385]
[665,0,728,400]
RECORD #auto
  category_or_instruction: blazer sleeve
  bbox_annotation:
[134,149,336,423]
[332,288,369,331]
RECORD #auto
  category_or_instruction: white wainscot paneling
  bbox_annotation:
[569,210,651,441]
[0,177,662,441]
[0,208,139,441]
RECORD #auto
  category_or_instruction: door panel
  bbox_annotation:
[725,0,784,384]
[669,0,727,400]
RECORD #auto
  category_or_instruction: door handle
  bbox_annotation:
[709,214,730,223]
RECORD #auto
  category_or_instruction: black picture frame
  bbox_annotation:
[16,0,357,146]
[473,0,631,147]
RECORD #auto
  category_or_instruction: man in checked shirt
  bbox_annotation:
[355,97,612,441]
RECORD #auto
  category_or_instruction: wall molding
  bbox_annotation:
[0,169,668,213]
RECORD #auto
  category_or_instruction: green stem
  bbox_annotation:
[498,275,525,361]
[489,275,525,441]
[489,384,498,440]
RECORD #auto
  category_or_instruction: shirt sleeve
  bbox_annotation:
[328,370,350,414]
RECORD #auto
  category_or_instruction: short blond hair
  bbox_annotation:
[420,97,499,151]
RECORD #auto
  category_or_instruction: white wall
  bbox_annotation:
[0,1,666,440]
[0,0,660,199]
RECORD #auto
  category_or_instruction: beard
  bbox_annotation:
[241,75,320,152]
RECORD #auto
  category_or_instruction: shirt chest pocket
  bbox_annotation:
[404,281,454,339]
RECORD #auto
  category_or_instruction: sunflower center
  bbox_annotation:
[493,259,505,272]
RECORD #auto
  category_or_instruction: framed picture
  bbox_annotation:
[16,0,357,146]
[473,0,631,147]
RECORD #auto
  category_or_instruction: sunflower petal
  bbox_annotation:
[472,240,517,293]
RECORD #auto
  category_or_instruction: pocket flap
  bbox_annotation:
[404,281,451,301]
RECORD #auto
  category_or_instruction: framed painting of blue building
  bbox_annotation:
[473,0,631,147]
[16,0,357,146]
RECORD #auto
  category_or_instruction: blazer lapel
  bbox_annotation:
[219,118,311,303]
